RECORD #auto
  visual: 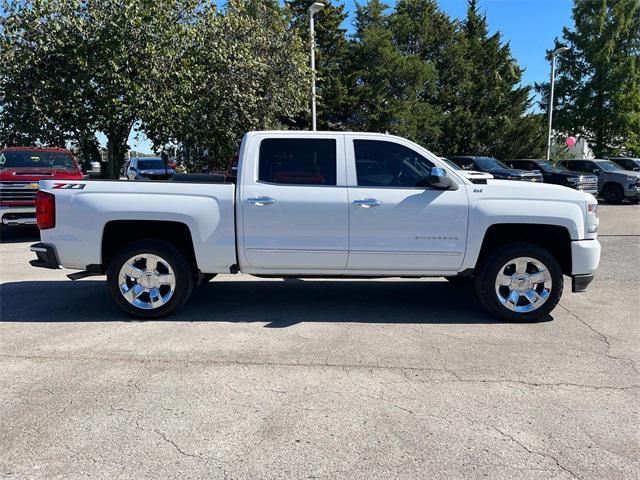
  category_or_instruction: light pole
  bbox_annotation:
[546,46,570,160]
[309,2,325,131]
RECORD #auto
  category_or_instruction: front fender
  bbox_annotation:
[461,198,585,271]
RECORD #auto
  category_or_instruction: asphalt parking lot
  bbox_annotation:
[0,205,638,480]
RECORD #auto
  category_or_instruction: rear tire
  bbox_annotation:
[475,243,563,322]
[602,183,624,204]
[107,240,194,318]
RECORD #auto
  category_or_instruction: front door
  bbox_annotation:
[345,137,468,272]
[241,136,349,270]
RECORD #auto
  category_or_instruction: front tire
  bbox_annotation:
[475,243,563,322]
[602,183,624,204]
[107,240,194,318]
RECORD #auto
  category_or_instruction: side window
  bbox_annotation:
[354,140,435,187]
[258,138,337,186]
[570,161,587,172]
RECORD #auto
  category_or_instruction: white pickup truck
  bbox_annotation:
[30,131,601,321]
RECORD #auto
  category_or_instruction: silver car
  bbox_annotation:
[126,157,175,181]
[560,159,640,204]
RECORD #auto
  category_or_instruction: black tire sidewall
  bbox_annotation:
[603,184,624,204]
[475,243,564,322]
[107,240,194,318]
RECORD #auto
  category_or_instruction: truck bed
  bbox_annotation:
[38,179,237,272]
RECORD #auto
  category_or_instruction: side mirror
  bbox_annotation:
[592,169,600,174]
[428,167,458,190]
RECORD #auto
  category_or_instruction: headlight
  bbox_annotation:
[628,176,638,185]
[567,177,579,184]
[586,201,599,234]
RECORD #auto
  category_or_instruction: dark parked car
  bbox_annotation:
[609,157,640,172]
[560,159,640,204]
[507,159,598,195]
[126,157,175,181]
[448,156,543,182]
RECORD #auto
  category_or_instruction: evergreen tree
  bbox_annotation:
[437,0,543,159]
[348,0,440,143]
[541,0,640,157]
[285,0,353,129]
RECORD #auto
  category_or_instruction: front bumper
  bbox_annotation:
[572,274,594,293]
[30,242,60,269]
[0,205,36,225]
[570,239,601,292]
[575,187,599,196]
[624,185,639,199]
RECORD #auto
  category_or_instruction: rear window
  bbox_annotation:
[259,139,337,186]
[137,159,165,170]
[0,151,76,170]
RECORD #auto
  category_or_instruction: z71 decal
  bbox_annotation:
[52,183,86,189]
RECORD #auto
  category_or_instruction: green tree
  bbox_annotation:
[0,0,92,148]
[142,0,311,171]
[348,0,440,143]
[285,0,352,129]
[437,0,543,159]
[540,0,640,157]
[0,0,198,177]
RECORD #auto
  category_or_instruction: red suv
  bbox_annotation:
[0,147,84,226]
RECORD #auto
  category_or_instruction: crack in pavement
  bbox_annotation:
[473,419,583,480]
[1,353,638,392]
[152,428,204,460]
[558,303,640,375]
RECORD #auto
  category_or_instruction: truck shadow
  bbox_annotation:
[0,279,552,325]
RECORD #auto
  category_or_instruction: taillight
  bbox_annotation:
[35,190,55,230]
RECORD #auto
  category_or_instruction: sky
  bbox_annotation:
[103,0,577,152]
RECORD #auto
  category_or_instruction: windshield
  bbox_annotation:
[474,157,510,171]
[596,160,624,172]
[137,159,165,170]
[0,151,76,170]
[536,161,569,172]
[442,158,461,170]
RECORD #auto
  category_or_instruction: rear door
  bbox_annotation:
[239,134,349,270]
[345,136,468,272]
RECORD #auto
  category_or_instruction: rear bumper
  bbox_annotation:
[29,242,60,269]
[0,206,36,225]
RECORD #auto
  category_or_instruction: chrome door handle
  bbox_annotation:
[247,196,275,206]
[353,198,381,208]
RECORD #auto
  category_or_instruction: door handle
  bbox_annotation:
[353,198,381,208]
[247,196,275,206]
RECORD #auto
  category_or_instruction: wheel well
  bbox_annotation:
[602,182,622,191]
[477,224,572,275]
[102,220,197,271]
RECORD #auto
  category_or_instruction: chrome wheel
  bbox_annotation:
[494,257,552,313]
[118,253,176,310]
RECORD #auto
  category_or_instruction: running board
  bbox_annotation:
[67,270,103,281]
